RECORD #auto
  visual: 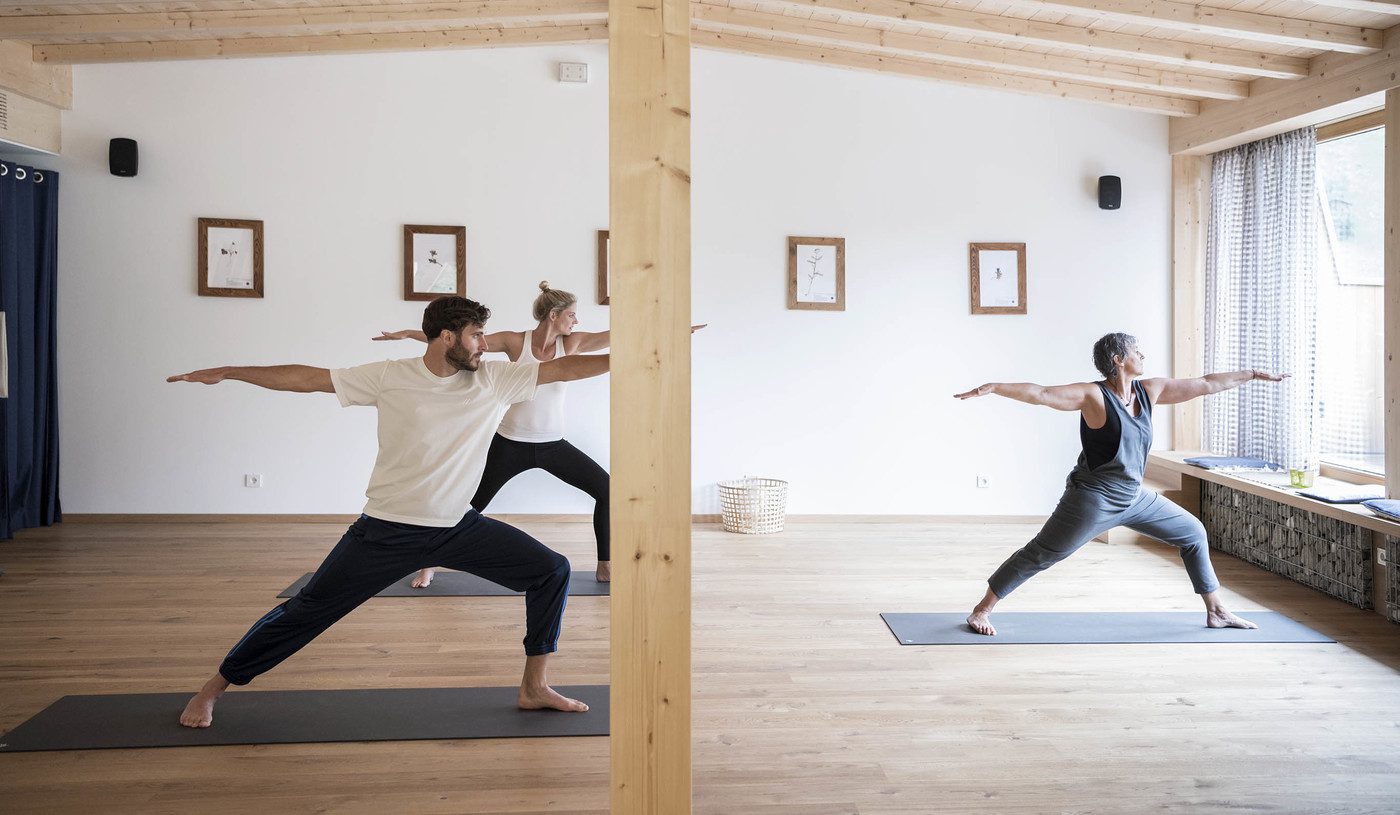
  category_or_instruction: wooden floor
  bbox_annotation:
[2,519,1399,814]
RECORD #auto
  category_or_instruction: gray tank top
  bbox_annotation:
[1067,379,1152,506]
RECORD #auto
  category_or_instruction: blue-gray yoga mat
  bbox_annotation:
[880,612,1333,645]
[0,685,609,752]
[278,570,609,599]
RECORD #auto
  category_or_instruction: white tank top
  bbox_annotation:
[496,330,568,443]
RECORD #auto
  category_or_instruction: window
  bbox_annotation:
[1315,120,1385,475]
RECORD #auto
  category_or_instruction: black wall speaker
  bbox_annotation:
[109,138,138,177]
[1098,175,1121,210]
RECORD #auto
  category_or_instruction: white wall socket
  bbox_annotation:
[245,473,263,488]
[558,62,589,83]
[975,475,991,488]
[1379,548,1389,567]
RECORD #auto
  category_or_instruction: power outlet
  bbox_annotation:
[245,473,264,488]
[975,475,991,489]
[1379,548,1389,567]
[558,62,589,83]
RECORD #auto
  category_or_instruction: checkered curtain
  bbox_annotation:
[1203,128,1318,469]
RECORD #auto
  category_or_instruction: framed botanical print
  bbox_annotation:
[198,218,264,298]
[787,236,845,311]
[597,229,610,306]
[404,224,466,301]
[969,242,1027,315]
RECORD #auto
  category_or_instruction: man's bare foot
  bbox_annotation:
[411,568,435,589]
[595,561,611,583]
[966,610,996,636]
[180,694,217,728]
[1206,608,1258,630]
[518,684,590,713]
[179,674,230,728]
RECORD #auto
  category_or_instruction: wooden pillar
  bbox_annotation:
[1171,154,1210,452]
[1386,89,1399,499]
[608,0,692,811]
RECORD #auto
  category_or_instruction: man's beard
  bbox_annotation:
[445,346,481,372]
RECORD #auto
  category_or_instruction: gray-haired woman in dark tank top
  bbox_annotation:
[953,332,1289,636]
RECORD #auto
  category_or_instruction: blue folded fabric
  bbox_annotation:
[1361,499,1400,520]
[1298,484,1385,504]
[1184,455,1280,471]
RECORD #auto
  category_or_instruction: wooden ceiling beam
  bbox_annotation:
[693,5,1246,98]
[31,22,605,62]
[0,0,608,38]
[1169,24,1400,153]
[760,0,1310,78]
[693,28,1200,115]
[0,37,69,107]
[999,0,1382,54]
[1301,0,1400,15]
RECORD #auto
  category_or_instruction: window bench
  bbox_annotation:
[1147,451,1399,623]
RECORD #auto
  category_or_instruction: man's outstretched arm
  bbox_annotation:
[537,354,609,385]
[167,365,334,393]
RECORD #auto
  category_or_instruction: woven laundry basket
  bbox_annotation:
[717,477,789,534]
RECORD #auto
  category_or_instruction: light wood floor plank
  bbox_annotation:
[1,519,1397,813]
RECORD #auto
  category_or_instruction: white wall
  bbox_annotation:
[57,45,1171,517]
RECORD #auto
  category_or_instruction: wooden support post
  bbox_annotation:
[1387,88,1399,499]
[1172,154,1209,452]
[608,0,693,811]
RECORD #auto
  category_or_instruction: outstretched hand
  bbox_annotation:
[954,384,996,400]
[167,367,229,385]
[374,330,416,342]
[1254,371,1291,382]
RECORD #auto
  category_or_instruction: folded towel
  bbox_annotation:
[1361,499,1400,520]
[1184,456,1280,471]
[1299,484,1385,504]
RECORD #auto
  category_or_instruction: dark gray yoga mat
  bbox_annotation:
[278,570,609,599]
[880,611,1333,645]
[0,685,609,752]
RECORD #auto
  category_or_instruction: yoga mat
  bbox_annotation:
[880,611,1333,645]
[278,570,609,599]
[0,685,609,752]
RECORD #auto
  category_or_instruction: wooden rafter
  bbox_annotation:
[998,0,1383,54]
[10,1,1395,120]
[1169,24,1400,153]
[693,5,1247,99]
[31,23,605,62]
[0,37,69,106]
[692,29,1200,115]
[0,0,608,38]
[1304,0,1400,15]
[757,0,1311,78]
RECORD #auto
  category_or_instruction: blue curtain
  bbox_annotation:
[0,161,60,540]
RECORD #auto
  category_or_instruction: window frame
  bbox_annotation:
[1314,109,1387,484]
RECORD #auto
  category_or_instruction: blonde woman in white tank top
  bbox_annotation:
[376,281,705,586]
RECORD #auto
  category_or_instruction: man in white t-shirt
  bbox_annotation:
[167,296,609,728]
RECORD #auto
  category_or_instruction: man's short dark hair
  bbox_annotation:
[422,296,491,340]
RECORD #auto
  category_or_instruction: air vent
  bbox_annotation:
[0,91,8,131]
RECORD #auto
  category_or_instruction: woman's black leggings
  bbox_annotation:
[472,434,611,562]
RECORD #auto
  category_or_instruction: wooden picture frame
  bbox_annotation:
[787,236,845,311]
[198,217,264,298]
[597,229,610,306]
[969,242,1027,315]
[403,224,466,301]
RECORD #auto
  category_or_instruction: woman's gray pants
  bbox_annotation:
[988,488,1220,599]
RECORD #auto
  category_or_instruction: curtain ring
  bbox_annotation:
[0,164,8,177]
[14,167,26,180]
[33,171,43,183]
